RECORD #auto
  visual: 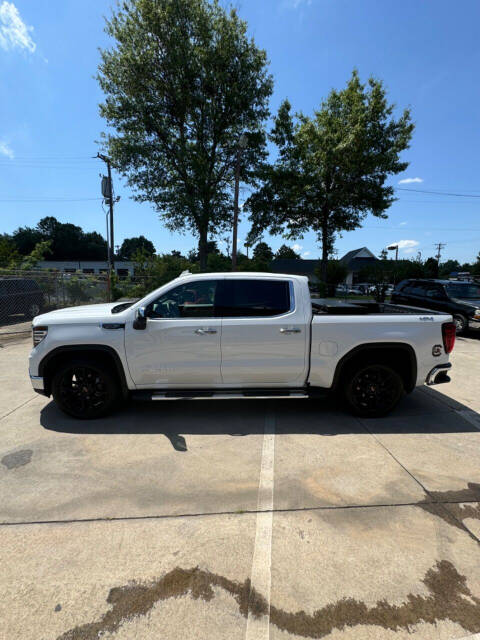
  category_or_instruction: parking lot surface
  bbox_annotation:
[1,332,479,639]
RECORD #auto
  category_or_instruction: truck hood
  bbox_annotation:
[451,298,480,309]
[33,302,127,325]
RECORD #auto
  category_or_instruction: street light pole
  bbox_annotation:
[232,134,248,271]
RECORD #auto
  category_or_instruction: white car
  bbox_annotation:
[29,272,455,419]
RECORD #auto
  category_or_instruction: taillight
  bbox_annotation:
[442,322,456,354]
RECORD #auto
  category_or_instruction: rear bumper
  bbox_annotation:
[426,363,451,386]
[30,374,47,396]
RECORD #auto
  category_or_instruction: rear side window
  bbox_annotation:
[218,279,291,317]
[404,281,426,296]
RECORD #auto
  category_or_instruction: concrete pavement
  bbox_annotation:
[0,333,479,639]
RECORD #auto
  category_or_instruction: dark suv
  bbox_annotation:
[391,279,480,334]
[0,278,44,323]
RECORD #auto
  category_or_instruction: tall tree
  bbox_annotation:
[247,71,414,282]
[118,236,155,261]
[275,244,301,260]
[98,0,273,269]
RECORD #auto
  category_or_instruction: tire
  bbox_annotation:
[453,314,467,335]
[26,303,41,319]
[343,363,404,418]
[51,359,120,419]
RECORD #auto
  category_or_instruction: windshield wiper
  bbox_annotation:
[111,300,137,314]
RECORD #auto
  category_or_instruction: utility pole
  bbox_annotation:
[232,134,248,271]
[434,242,446,264]
[97,153,115,274]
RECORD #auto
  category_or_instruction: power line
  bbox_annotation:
[0,197,102,202]
[396,187,480,198]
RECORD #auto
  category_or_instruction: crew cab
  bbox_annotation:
[29,272,456,419]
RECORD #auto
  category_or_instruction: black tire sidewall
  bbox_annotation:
[52,359,119,419]
[344,363,404,418]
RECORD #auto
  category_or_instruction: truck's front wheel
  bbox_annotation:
[343,363,404,418]
[52,359,120,419]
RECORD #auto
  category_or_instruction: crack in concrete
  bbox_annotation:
[57,560,480,640]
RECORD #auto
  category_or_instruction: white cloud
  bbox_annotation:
[398,177,423,184]
[285,0,312,7]
[302,251,311,257]
[399,221,407,226]
[0,2,36,53]
[0,140,14,158]
[390,239,420,255]
[291,243,302,252]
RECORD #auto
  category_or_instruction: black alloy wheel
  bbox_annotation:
[453,314,467,336]
[52,360,119,419]
[344,363,404,418]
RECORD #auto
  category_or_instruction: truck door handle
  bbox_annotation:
[195,328,217,335]
[280,327,301,334]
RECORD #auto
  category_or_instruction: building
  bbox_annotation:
[270,259,321,284]
[338,247,378,285]
[36,260,135,277]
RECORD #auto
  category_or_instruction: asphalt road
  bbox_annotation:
[1,332,479,640]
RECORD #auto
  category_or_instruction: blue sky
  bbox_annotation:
[1,0,480,263]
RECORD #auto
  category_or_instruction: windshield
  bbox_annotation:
[445,283,480,299]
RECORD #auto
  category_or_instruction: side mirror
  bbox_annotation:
[133,306,147,330]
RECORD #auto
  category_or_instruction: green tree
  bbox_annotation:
[247,71,414,282]
[11,226,44,255]
[439,259,460,277]
[98,0,273,270]
[17,240,52,270]
[379,248,388,260]
[0,234,19,267]
[118,235,155,261]
[424,257,439,279]
[251,241,274,270]
[275,244,300,260]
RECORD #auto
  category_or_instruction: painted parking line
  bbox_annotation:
[245,409,275,640]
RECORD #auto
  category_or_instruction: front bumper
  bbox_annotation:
[426,363,452,386]
[468,318,480,330]
[30,375,47,396]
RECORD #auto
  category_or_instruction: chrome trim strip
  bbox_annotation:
[30,375,44,391]
[426,363,452,386]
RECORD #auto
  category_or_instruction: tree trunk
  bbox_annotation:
[320,220,329,284]
[198,230,208,271]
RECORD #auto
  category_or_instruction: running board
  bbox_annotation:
[132,389,311,402]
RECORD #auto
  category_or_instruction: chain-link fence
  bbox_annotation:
[0,269,110,329]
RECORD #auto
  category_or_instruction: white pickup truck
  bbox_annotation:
[29,272,456,419]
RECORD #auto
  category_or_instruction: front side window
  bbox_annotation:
[217,279,291,317]
[147,280,219,319]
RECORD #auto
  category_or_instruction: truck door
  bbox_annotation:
[218,278,308,386]
[125,278,222,387]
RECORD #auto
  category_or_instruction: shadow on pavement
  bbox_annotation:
[40,385,480,444]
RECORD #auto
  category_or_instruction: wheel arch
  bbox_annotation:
[331,342,417,394]
[39,345,129,398]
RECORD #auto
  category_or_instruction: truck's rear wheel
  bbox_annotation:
[344,363,404,418]
[51,359,119,419]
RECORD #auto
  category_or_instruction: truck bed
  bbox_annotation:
[312,299,448,316]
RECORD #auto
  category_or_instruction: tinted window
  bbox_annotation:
[446,283,480,299]
[424,285,445,299]
[403,281,426,296]
[218,279,291,317]
[148,280,219,319]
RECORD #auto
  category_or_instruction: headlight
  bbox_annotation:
[474,310,480,320]
[32,326,48,346]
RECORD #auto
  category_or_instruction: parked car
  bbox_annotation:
[391,278,480,335]
[0,278,44,322]
[29,272,455,420]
